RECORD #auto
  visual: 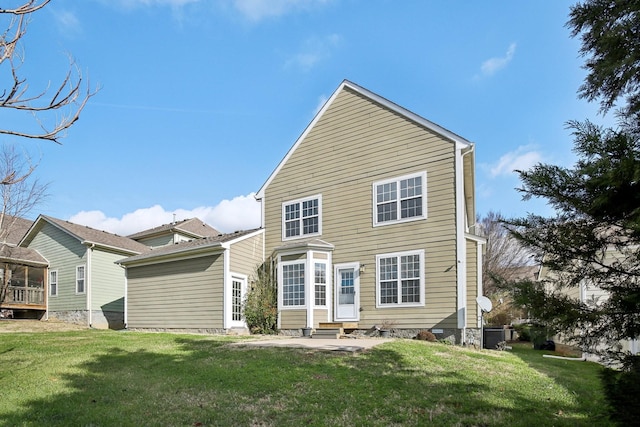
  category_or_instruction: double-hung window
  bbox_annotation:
[282,195,322,240]
[76,265,86,294]
[376,250,424,307]
[49,270,58,297]
[373,172,427,226]
[314,262,327,307]
[282,262,305,307]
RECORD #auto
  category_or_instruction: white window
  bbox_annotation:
[232,279,243,321]
[314,262,327,307]
[282,195,322,240]
[76,265,86,294]
[373,172,427,226]
[282,262,305,307]
[49,270,58,297]
[376,250,424,307]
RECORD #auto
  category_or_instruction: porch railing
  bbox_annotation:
[3,286,45,306]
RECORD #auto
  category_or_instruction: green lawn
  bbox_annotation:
[0,329,612,426]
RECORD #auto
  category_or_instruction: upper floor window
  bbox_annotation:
[282,195,322,240]
[376,249,424,307]
[373,172,427,226]
[76,265,86,294]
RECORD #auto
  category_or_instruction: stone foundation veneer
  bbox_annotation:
[279,328,470,344]
[47,310,125,330]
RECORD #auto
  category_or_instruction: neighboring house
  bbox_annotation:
[539,248,639,360]
[118,228,264,332]
[128,218,220,247]
[19,215,150,329]
[0,215,48,317]
[255,80,485,343]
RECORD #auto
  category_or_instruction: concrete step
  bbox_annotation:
[312,328,342,339]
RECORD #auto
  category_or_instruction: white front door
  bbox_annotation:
[230,275,247,328]
[334,263,359,321]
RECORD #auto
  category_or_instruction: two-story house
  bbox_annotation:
[256,80,485,343]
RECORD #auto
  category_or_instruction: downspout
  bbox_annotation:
[456,144,475,342]
[122,264,128,329]
[306,249,313,329]
[87,244,94,328]
[44,266,49,321]
[222,244,230,331]
[477,240,484,329]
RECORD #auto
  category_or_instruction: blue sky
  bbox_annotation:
[4,0,608,235]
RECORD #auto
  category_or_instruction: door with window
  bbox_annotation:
[334,263,360,321]
[230,275,247,328]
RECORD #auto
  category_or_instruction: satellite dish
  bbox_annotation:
[476,296,493,313]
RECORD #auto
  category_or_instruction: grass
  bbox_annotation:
[0,329,613,426]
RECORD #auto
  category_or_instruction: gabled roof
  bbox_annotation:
[256,79,474,199]
[0,215,34,246]
[0,244,48,267]
[118,228,264,266]
[20,215,150,255]
[127,218,220,240]
[273,238,335,255]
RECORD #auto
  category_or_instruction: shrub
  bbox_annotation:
[243,261,278,334]
[415,330,437,341]
[600,355,640,425]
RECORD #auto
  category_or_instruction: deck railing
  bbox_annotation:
[4,285,45,306]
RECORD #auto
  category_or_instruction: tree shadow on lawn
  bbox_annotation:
[0,338,609,426]
[507,342,612,424]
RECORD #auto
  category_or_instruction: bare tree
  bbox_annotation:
[0,145,47,243]
[477,211,536,324]
[478,211,537,294]
[0,1,97,148]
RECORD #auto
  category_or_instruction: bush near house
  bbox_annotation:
[242,261,278,334]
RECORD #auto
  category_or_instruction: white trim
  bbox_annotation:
[49,269,58,297]
[305,251,313,328]
[456,144,468,329]
[334,262,360,321]
[375,249,425,308]
[255,80,473,199]
[123,268,128,328]
[223,228,265,246]
[372,171,427,227]
[281,194,323,241]
[476,239,484,328]
[76,264,87,295]
[279,259,307,309]
[222,247,230,329]
[229,273,248,328]
[313,260,329,309]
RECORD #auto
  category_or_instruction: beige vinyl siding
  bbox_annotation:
[90,249,127,312]
[466,239,479,327]
[27,222,87,311]
[264,87,459,329]
[229,233,263,279]
[281,309,306,329]
[313,308,329,326]
[136,235,174,247]
[127,255,224,329]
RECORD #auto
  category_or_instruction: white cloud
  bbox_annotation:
[52,9,82,37]
[119,0,199,6]
[233,0,330,22]
[284,34,341,71]
[489,145,542,177]
[314,94,328,115]
[479,42,517,77]
[68,193,261,236]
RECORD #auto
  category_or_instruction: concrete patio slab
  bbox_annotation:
[229,336,392,353]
